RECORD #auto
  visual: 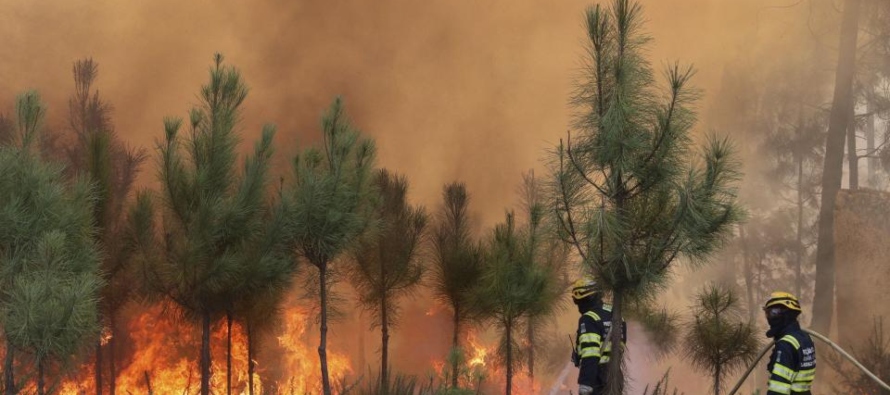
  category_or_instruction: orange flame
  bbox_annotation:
[50,301,545,395]
[275,308,352,394]
[467,331,489,368]
[55,304,351,395]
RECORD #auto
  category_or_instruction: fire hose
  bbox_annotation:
[727,328,890,395]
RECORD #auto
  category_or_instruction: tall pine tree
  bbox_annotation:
[349,169,428,389]
[65,58,147,395]
[0,92,102,395]
[280,97,377,395]
[473,211,561,395]
[430,182,485,389]
[137,54,277,395]
[548,1,743,392]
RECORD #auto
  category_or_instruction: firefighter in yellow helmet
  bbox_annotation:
[763,292,816,395]
[571,276,625,395]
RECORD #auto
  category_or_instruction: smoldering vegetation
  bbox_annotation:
[0,0,889,394]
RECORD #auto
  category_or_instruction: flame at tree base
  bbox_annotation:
[431,331,543,395]
[52,303,351,395]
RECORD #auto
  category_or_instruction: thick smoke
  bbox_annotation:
[0,0,848,393]
[1,0,800,223]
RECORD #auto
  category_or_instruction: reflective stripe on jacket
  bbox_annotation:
[767,323,816,395]
[576,310,604,388]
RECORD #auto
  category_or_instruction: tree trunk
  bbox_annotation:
[358,311,366,375]
[847,107,859,190]
[110,326,116,395]
[144,371,153,395]
[248,321,256,395]
[715,306,722,395]
[527,319,535,381]
[381,293,389,389]
[451,305,460,389]
[4,340,14,395]
[739,226,756,324]
[812,0,862,335]
[604,291,625,395]
[201,309,212,395]
[37,358,45,395]
[796,157,805,300]
[505,320,513,395]
[714,363,721,395]
[227,310,233,395]
[865,98,876,185]
[319,264,332,395]
[96,339,104,395]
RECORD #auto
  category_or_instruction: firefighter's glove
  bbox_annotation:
[571,350,579,367]
[578,385,593,395]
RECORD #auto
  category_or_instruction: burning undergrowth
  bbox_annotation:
[32,282,559,395]
[52,299,353,395]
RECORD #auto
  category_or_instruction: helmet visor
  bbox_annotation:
[764,306,786,320]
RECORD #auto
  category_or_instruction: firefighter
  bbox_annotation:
[764,291,816,395]
[571,276,625,395]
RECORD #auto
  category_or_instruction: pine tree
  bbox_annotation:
[859,0,890,186]
[137,54,277,395]
[517,170,569,381]
[473,211,562,395]
[226,202,293,395]
[348,169,427,390]
[430,182,485,389]
[65,58,147,395]
[682,284,760,395]
[548,1,743,392]
[236,276,290,395]
[761,97,825,303]
[0,91,102,395]
[280,97,377,395]
[812,0,863,335]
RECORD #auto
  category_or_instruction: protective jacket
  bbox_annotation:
[766,321,816,395]
[575,304,626,393]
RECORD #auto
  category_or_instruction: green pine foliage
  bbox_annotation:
[0,91,102,395]
[473,211,562,395]
[625,301,681,358]
[682,284,760,395]
[232,199,293,395]
[430,182,485,389]
[280,96,377,395]
[349,169,428,388]
[517,170,570,381]
[65,58,148,395]
[548,0,743,392]
[136,54,278,395]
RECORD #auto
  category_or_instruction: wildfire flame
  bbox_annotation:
[100,327,113,347]
[49,302,547,395]
[275,309,352,394]
[55,304,351,395]
[467,331,488,368]
[429,330,541,395]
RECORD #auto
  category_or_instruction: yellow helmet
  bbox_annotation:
[571,276,600,300]
[763,291,802,312]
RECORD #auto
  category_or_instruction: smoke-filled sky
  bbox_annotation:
[0,0,815,227]
[0,1,845,392]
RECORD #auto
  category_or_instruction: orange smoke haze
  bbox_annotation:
[0,0,810,225]
[0,0,846,393]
